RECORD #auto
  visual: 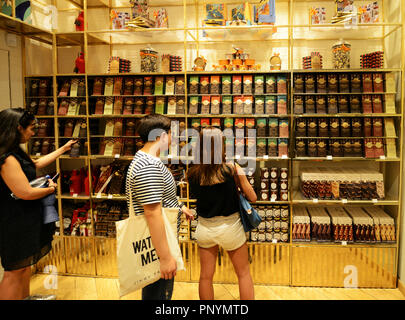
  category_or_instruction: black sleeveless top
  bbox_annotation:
[0,149,55,271]
[188,166,240,219]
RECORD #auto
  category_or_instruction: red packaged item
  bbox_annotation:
[200,76,210,94]
[201,118,211,128]
[362,95,373,113]
[372,118,383,137]
[70,169,82,195]
[372,95,383,113]
[201,96,210,114]
[373,73,384,93]
[277,96,287,115]
[374,138,385,157]
[362,74,373,93]
[364,139,375,158]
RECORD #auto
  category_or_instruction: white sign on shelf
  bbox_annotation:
[342,199,348,204]
[114,154,120,159]
[73,193,78,198]
[341,241,348,246]
[272,239,278,244]
[327,155,333,160]
[108,194,113,199]
[372,199,378,203]
[96,193,102,199]
[313,198,319,203]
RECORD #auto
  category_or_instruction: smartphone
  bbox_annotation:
[51,173,60,182]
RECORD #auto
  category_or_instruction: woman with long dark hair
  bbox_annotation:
[187,127,257,300]
[0,108,76,300]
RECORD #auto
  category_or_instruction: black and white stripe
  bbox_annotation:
[125,150,181,232]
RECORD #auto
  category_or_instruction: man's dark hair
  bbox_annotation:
[136,114,171,143]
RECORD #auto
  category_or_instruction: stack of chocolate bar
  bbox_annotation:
[170,55,183,72]
[345,207,375,242]
[360,51,384,69]
[292,207,311,242]
[363,206,396,242]
[307,207,332,242]
[326,207,353,243]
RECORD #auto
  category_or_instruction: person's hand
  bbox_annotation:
[47,179,57,194]
[62,139,78,153]
[181,205,195,221]
[159,256,177,280]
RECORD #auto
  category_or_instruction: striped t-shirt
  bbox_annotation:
[125,150,181,231]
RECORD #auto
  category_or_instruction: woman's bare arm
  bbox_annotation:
[1,156,55,200]
[233,163,257,203]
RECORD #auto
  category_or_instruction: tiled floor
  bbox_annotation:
[29,274,405,300]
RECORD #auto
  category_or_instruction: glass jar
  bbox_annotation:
[332,40,351,69]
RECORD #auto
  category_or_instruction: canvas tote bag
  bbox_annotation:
[116,166,185,297]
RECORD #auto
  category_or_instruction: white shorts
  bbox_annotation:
[195,212,247,251]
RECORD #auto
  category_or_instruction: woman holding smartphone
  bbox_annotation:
[0,108,77,300]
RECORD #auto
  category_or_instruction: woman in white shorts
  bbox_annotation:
[187,127,257,300]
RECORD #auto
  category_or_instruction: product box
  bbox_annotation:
[385,73,396,92]
[268,118,279,137]
[155,97,165,114]
[104,78,114,96]
[257,118,267,137]
[222,95,232,114]
[372,95,383,113]
[123,98,133,115]
[296,118,306,137]
[254,75,264,94]
[268,138,278,156]
[175,76,185,95]
[133,98,143,114]
[234,96,244,114]
[351,118,362,137]
[164,76,175,95]
[364,117,372,136]
[211,118,221,128]
[189,76,199,94]
[255,96,265,114]
[278,138,288,157]
[243,75,253,94]
[222,75,232,94]
[188,96,199,114]
[232,75,242,94]
[93,98,104,115]
[362,95,373,113]
[277,95,287,114]
[327,96,338,114]
[279,119,289,138]
[385,94,396,113]
[145,97,154,114]
[176,97,185,114]
[244,96,253,114]
[386,138,397,158]
[304,74,315,93]
[373,118,383,137]
[305,96,315,114]
[201,118,211,128]
[338,96,349,113]
[362,73,373,92]
[373,73,384,92]
[296,139,306,157]
[211,96,221,114]
[200,76,210,94]
[266,75,276,93]
[307,118,317,137]
[133,77,143,95]
[318,118,328,137]
[327,74,338,92]
[224,117,234,129]
[201,96,211,114]
[143,77,153,95]
[191,118,201,130]
[316,96,326,114]
[293,96,304,114]
[204,4,227,26]
[257,138,267,157]
[351,73,362,93]
[210,75,221,94]
[294,74,305,93]
[277,75,287,93]
[265,96,276,114]
[154,76,164,95]
[340,118,351,137]
[316,74,327,93]
[350,96,361,113]
[338,74,350,93]
[123,78,133,95]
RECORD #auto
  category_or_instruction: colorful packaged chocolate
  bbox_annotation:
[307,118,317,137]
[294,74,304,93]
[277,95,287,114]
[154,76,164,95]
[222,95,232,114]
[175,76,185,95]
[143,76,153,95]
[350,96,361,113]
[296,139,306,157]
[234,96,244,114]
[340,118,351,137]
[244,96,253,114]
[133,77,143,95]
[133,98,143,114]
[211,96,221,114]
[123,78,133,95]
[327,74,338,92]
[279,119,289,138]
[201,96,211,114]
[255,96,265,114]
[243,75,253,94]
[265,96,276,114]
[316,96,326,114]
[338,74,350,93]
[362,74,373,93]
[224,117,234,130]
[318,118,328,137]
[327,96,338,114]
[254,75,264,94]
[351,73,362,92]
[266,75,276,93]
[222,75,232,94]
[200,76,210,94]
[257,118,267,137]
[304,74,315,93]
[176,97,185,114]
[372,95,383,113]
[268,118,279,137]
[191,118,201,130]
[257,138,267,157]
[296,118,306,137]
[210,75,221,94]
[305,96,315,114]
[232,75,242,94]
[338,96,349,113]
[373,73,384,92]
[316,74,327,93]
[351,118,362,137]
[189,76,199,94]
[362,95,373,113]
[277,75,287,94]
[278,139,288,157]
[364,118,372,136]
[188,96,200,114]
[268,138,278,156]
[155,97,165,114]
[373,118,383,137]
[204,4,227,26]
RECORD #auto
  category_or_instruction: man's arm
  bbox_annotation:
[143,202,177,280]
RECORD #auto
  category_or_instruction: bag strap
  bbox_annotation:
[128,156,142,219]
[232,164,241,196]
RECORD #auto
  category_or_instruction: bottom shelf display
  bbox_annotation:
[292,206,396,243]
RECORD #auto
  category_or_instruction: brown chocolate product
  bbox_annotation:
[374,138,385,158]
[189,76,199,94]
[317,74,327,93]
[350,96,361,113]
[305,96,315,114]
[257,139,267,156]
[364,118,372,136]
[222,76,231,94]
[330,140,343,157]
[327,74,338,92]
[254,76,264,94]
[257,118,267,137]
[266,75,276,93]
[307,118,317,137]
[265,96,277,114]
[261,179,270,190]
[296,139,307,157]
[270,179,278,191]
[143,77,153,95]
[260,190,270,201]
[261,168,270,179]
[294,74,304,93]
[200,76,210,94]
[268,139,278,156]
[280,190,288,201]
[296,118,306,137]
[351,118,362,137]
[277,75,287,94]
[133,77,143,95]
[244,96,253,114]
[339,74,350,93]
[318,118,328,137]
[316,96,327,114]
[342,140,352,157]
[338,96,349,113]
[268,118,279,137]
[176,97,186,114]
[362,74,373,93]
[255,96,265,114]
[372,95,383,113]
[280,179,288,191]
[327,96,338,114]
[280,168,288,179]
[307,139,317,157]
[353,139,363,157]
[364,138,375,158]
[305,75,315,93]
[340,118,351,137]
[234,96,244,114]
[351,73,362,93]
[373,118,383,137]
[294,96,304,114]
[362,95,373,113]
[373,73,384,93]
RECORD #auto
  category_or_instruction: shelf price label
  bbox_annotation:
[108,194,113,199]
[272,239,278,244]
[327,155,333,160]
[341,241,348,246]
[313,198,319,203]
[379,155,386,160]
[96,193,102,199]
[263,155,269,160]
[114,154,120,159]
[342,199,348,204]
[73,193,78,198]
[281,155,288,159]
[372,199,378,203]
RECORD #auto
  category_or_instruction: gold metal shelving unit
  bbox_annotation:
[2,0,402,288]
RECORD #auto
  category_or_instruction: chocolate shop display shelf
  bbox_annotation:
[14,0,404,288]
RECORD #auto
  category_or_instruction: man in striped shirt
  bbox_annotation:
[125,114,194,300]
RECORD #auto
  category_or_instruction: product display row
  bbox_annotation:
[292,206,396,243]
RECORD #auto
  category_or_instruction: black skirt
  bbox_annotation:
[0,150,55,271]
